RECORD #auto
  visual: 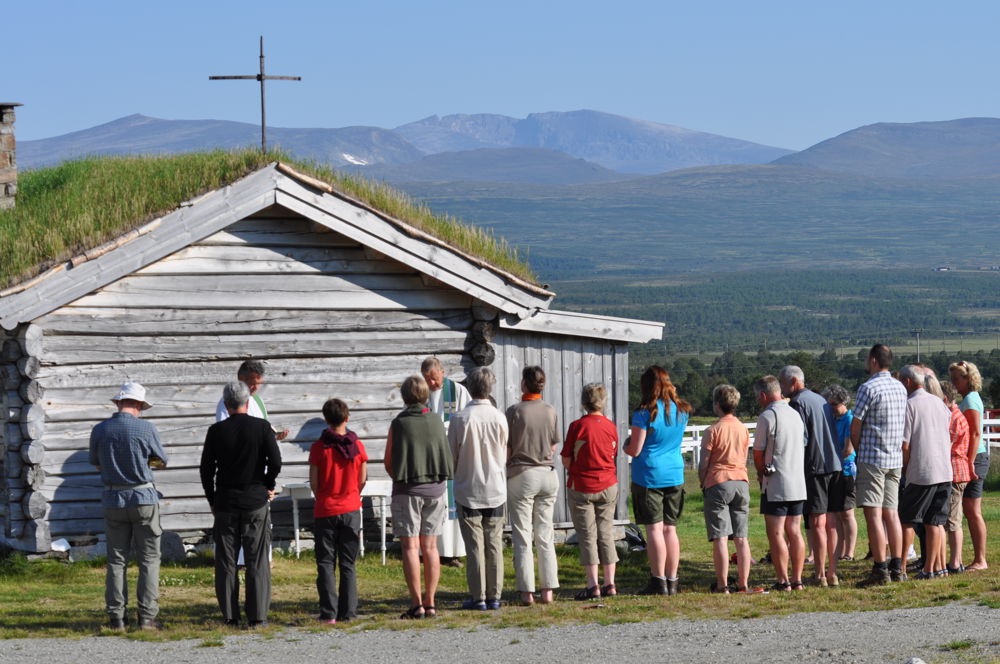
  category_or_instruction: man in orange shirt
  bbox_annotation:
[699,384,753,593]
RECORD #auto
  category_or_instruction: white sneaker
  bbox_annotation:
[906,544,919,562]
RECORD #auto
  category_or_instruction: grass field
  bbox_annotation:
[2,471,999,641]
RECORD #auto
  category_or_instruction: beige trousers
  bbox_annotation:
[507,465,560,592]
[457,504,505,601]
[568,485,620,566]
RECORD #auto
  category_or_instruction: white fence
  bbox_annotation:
[678,417,1000,468]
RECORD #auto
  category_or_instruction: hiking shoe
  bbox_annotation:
[666,578,680,596]
[857,566,891,587]
[107,617,125,632]
[138,617,163,631]
[890,569,908,583]
[809,575,828,588]
[637,576,668,596]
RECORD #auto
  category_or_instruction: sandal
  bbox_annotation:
[400,605,424,620]
[574,585,601,601]
[771,581,791,592]
[710,583,729,594]
[422,605,437,618]
[735,586,770,594]
[600,583,617,597]
[790,581,805,591]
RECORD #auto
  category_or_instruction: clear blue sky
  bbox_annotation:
[7,0,1000,150]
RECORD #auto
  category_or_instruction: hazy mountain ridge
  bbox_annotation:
[350,147,630,184]
[18,114,424,170]
[771,117,1000,179]
[20,109,795,183]
[396,110,793,174]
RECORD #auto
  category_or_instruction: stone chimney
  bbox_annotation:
[0,103,22,210]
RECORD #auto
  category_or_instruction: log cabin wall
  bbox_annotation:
[489,329,631,525]
[24,208,479,544]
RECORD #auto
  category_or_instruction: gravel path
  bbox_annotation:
[1,604,997,664]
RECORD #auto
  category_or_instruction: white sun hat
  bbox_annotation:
[110,382,153,410]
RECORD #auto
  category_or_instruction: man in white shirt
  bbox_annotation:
[215,361,287,441]
[448,367,508,610]
[421,356,470,566]
[898,365,953,579]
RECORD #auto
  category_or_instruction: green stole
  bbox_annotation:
[253,393,268,420]
[442,378,458,519]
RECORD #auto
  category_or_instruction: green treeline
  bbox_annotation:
[629,347,1000,418]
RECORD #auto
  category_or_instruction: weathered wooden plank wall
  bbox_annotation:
[22,214,475,540]
[490,329,630,525]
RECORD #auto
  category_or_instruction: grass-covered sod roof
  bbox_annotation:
[0,150,536,290]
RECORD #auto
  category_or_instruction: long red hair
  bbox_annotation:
[638,366,692,423]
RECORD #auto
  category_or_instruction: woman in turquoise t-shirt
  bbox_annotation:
[625,366,692,596]
[949,360,989,571]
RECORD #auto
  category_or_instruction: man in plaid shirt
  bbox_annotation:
[847,344,908,586]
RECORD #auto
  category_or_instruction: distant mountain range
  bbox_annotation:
[394,111,793,174]
[349,147,629,185]
[18,111,1000,281]
[18,114,424,171]
[18,110,792,182]
[773,117,1000,179]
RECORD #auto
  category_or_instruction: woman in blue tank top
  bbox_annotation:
[625,366,692,596]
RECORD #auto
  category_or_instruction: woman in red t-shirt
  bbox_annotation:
[309,398,368,624]
[562,383,620,600]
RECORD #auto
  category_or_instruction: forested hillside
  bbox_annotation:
[629,346,1000,418]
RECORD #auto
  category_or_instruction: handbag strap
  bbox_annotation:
[764,406,777,467]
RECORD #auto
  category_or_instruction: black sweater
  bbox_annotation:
[200,413,282,511]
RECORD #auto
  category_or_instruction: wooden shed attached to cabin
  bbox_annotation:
[0,158,662,553]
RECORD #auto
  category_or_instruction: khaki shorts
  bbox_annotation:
[391,493,447,538]
[947,482,968,532]
[856,462,901,510]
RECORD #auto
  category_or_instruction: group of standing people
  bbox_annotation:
[692,344,990,594]
[87,345,990,630]
[385,359,621,618]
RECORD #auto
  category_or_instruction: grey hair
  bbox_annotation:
[238,359,265,378]
[753,375,781,396]
[466,367,496,399]
[923,371,944,399]
[779,365,805,384]
[223,380,251,410]
[822,384,851,406]
[900,364,926,387]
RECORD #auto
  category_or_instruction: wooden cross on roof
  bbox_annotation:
[209,36,301,153]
